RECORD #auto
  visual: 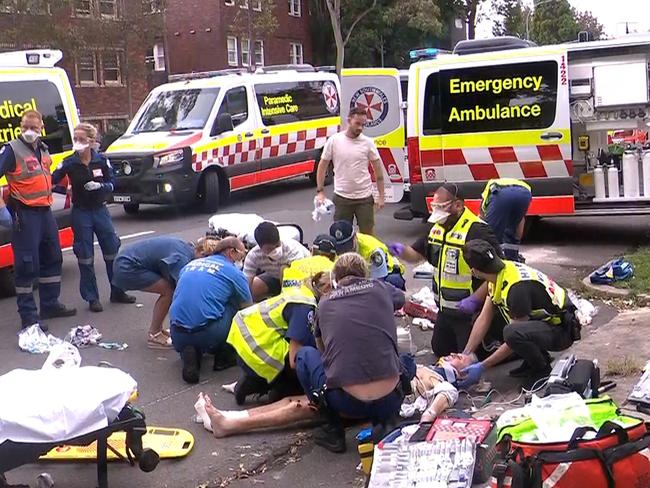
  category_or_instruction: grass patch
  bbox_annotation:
[605,356,644,377]
[613,248,650,295]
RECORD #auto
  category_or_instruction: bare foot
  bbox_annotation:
[204,399,232,438]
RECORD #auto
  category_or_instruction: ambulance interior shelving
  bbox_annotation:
[569,38,650,213]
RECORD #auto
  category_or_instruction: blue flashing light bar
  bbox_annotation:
[409,48,439,60]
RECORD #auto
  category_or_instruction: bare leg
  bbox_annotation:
[142,278,173,335]
[250,277,270,302]
[203,393,318,438]
[421,394,451,422]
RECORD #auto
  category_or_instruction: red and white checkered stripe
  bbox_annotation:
[192,125,340,172]
[419,144,572,183]
[377,147,405,183]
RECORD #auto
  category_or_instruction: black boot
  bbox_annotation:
[40,303,77,319]
[110,290,137,304]
[314,422,347,453]
[213,343,237,371]
[509,360,531,378]
[181,345,201,384]
[234,374,269,405]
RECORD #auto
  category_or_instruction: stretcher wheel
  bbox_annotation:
[138,448,159,473]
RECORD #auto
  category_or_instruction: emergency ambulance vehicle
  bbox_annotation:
[385,34,650,220]
[106,66,342,214]
[0,50,78,295]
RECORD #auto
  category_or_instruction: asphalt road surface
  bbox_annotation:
[2,176,649,488]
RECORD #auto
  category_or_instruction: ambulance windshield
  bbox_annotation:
[132,87,220,133]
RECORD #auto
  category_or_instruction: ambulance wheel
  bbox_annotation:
[0,267,15,298]
[123,203,140,215]
[310,161,333,186]
[198,171,220,213]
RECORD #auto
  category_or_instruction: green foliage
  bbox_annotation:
[529,0,604,45]
[492,0,529,38]
[229,0,279,43]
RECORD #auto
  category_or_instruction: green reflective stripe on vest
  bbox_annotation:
[490,261,566,325]
[227,291,316,382]
[428,207,482,311]
[481,178,531,214]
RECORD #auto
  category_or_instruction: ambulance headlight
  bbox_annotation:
[154,149,185,167]
[163,183,173,193]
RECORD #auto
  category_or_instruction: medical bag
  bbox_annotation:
[490,397,650,488]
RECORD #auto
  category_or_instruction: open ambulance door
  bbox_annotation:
[341,68,405,203]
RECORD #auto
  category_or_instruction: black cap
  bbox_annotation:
[463,239,505,274]
[313,234,337,257]
[329,220,356,254]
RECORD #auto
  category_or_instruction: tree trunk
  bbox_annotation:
[325,0,344,75]
[467,0,478,39]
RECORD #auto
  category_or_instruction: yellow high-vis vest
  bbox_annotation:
[281,255,334,294]
[226,289,316,382]
[428,207,482,312]
[357,233,404,274]
[480,178,531,215]
[489,260,567,325]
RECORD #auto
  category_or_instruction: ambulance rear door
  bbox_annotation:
[436,48,573,215]
[341,68,405,203]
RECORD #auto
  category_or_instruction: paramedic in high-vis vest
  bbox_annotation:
[227,270,331,406]
[0,110,77,329]
[388,184,502,357]
[458,239,577,390]
[480,178,532,262]
[329,220,406,290]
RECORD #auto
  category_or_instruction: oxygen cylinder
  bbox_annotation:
[594,165,606,199]
[607,165,620,198]
[622,151,640,198]
[643,151,650,197]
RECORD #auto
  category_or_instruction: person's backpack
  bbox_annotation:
[589,258,634,285]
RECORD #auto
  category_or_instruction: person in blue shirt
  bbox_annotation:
[112,235,198,349]
[51,123,135,312]
[170,236,252,384]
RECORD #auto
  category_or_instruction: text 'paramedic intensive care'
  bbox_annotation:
[261,93,300,118]
[0,98,43,143]
[447,75,544,123]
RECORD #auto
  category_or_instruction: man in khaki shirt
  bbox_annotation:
[315,107,384,235]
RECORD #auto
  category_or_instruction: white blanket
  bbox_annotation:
[0,366,137,444]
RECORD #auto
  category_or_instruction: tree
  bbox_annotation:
[229,0,279,71]
[529,0,578,45]
[492,0,529,39]
[451,0,488,40]
[575,10,604,40]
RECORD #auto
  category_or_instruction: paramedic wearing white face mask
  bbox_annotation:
[52,123,135,313]
[242,221,310,302]
[386,184,503,358]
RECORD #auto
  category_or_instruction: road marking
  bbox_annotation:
[62,230,155,252]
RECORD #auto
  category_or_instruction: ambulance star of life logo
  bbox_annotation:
[350,86,389,128]
[322,81,339,114]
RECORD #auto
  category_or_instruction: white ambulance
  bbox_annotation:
[0,50,78,295]
[381,35,650,221]
[106,66,343,214]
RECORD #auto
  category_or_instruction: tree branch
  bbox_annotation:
[343,0,377,46]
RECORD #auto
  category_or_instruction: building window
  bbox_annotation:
[76,53,98,86]
[252,0,261,11]
[153,42,165,72]
[99,0,118,18]
[241,39,250,67]
[289,42,303,64]
[239,0,248,8]
[74,0,92,16]
[227,36,238,67]
[289,0,300,17]
[254,40,264,67]
[102,51,122,85]
[143,0,163,13]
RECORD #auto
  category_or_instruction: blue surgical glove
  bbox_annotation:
[388,242,405,257]
[458,295,483,315]
[457,362,485,390]
[0,207,11,228]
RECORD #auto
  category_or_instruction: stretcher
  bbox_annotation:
[208,213,306,248]
[0,404,159,488]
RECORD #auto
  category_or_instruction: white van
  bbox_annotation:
[106,66,341,214]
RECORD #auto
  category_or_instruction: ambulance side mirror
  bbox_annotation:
[212,113,234,136]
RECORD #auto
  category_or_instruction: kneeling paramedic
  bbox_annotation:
[52,123,135,312]
[227,267,332,405]
[329,220,406,290]
[458,240,579,390]
[280,234,337,293]
[480,178,532,262]
[295,253,415,454]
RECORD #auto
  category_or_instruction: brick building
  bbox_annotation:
[164,0,313,75]
[0,0,166,137]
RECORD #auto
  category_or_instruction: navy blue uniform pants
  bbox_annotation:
[71,206,121,303]
[11,205,63,325]
[484,185,532,260]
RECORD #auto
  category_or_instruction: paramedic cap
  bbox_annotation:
[369,248,389,279]
[329,220,356,254]
[463,239,505,274]
[313,234,337,257]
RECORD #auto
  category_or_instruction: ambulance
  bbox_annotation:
[0,50,78,295]
[384,34,650,221]
[106,66,343,214]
